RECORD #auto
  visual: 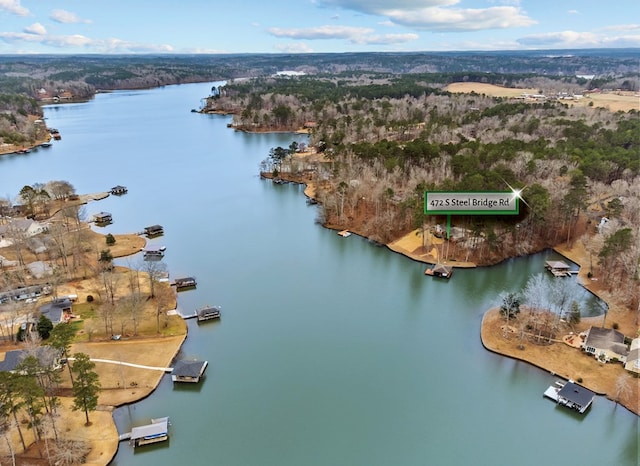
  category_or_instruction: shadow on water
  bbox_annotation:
[171,377,207,393]
[132,437,171,456]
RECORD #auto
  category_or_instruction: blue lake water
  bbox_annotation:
[0,82,636,466]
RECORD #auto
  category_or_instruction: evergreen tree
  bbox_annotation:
[71,353,100,426]
[37,314,53,340]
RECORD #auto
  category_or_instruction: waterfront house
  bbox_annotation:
[623,338,639,374]
[545,260,572,277]
[582,327,628,363]
[171,360,208,383]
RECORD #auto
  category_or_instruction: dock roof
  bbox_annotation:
[558,381,595,408]
[172,360,208,378]
[130,418,169,440]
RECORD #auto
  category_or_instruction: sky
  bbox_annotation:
[0,0,639,54]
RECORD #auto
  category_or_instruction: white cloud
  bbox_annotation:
[268,25,418,45]
[274,42,315,53]
[517,30,640,48]
[567,9,579,15]
[0,0,29,16]
[0,31,174,53]
[23,23,46,35]
[384,6,535,31]
[317,0,535,32]
[268,25,374,40]
[50,9,91,24]
[319,0,457,13]
[600,24,640,32]
[357,33,419,44]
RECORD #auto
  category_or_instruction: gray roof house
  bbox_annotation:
[0,346,62,373]
[39,298,73,324]
[582,327,628,363]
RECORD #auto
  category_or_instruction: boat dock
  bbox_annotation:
[173,276,197,290]
[543,380,594,414]
[338,230,352,237]
[119,417,170,447]
[196,305,222,322]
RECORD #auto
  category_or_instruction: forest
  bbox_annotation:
[202,60,639,318]
[0,50,638,315]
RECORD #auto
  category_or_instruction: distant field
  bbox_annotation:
[445,82,639,112]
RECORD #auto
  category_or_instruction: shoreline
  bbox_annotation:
[263,171,638,416]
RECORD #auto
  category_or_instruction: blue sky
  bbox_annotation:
[1,0,639,54]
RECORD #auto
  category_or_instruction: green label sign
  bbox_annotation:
[424,191,519,215]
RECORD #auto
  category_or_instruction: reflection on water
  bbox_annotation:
[0,82,635,466]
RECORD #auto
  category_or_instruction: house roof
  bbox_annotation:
[0,346,61,372]
[172,360,208,378]
[584,327,627,356]
[625,338,640,373]
[545,260,570,270]
[39,298,73,323]
[433,264,453,274]
[558,381,595,407]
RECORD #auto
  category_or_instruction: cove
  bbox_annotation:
[0,82,636,466]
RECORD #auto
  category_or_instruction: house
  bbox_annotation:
[39,298,74,324]
[129,417,170,447]
[0,346,62,373]
[0,219,48,243]
[624,338,640,374]
[582,327,628,363]
[545,260,572,277]
[0,284,52,303]
[171,360,208,383]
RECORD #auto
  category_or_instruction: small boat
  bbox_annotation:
[337,230,351,237]
[40,140,52,147]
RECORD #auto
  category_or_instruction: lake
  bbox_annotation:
[0,82,636,466]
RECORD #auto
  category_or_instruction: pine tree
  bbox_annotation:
[71,353,101,426]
